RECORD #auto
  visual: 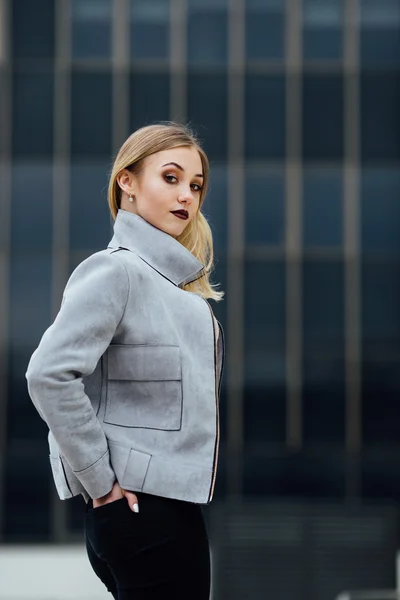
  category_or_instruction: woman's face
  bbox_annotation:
[119,146,204,238]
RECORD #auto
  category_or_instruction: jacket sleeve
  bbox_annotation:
[25,251,129,499]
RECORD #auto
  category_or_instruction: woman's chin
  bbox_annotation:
[152,218,188,238]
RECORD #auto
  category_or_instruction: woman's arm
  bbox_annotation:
[26,251,129,499]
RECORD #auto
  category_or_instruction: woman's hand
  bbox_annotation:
[93,481,139,513]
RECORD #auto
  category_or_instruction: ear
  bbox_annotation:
[116,168,136,194]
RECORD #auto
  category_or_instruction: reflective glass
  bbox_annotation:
[360,0,400,66]
[12,70,54,157]
[362,258,400,446]
[302,261,345,445]
[70,161,111,251]
[130,0,170,59]
[245,74,286,159]
[187,72,228,160]
[202,164,228,255]
[4,445,51,540]
[362,449,400,501]
[303,260,344,351]
[71,71,112,156]
[11,162,53,255]
[72,0,112,59]
[361,71,400,161]
[362,259,400,360]
[303,0,343,61]
[303,168,343,247]
[12,0,55,59]
[245,0,285,60]
[302,74,344,160]
[9,162,53,441]
[244,448,345,497]
[129,72,170,132]
[188,5,227,65]
[363,361,400,447]
[244,260,286,443]
[361,169,400,254]
[245,166,285,245]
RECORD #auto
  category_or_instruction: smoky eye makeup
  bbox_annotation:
[162,168,203,192]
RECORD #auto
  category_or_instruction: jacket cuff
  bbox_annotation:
[73,450,116,499]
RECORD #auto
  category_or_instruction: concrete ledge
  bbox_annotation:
[0,545,109,600]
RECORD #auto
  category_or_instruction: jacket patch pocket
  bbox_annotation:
[108,441,151,491]
[105,345,183,431]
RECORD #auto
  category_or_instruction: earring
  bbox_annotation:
[128,193,134,203]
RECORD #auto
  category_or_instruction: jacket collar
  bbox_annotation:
[107,210,206,288]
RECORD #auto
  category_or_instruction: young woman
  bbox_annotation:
[26,122,224,600]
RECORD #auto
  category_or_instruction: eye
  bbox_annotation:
[164,173,178,184]
[191,182,203,193]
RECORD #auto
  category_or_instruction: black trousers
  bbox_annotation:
[84,492,211,599]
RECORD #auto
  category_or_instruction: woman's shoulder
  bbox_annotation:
[66,248,145,292]
[65,249,130,293]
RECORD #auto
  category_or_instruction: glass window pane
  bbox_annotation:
[244,448,345,497]
[361,71,400,162]
[360,0,400,66]
[363,361,400,447]
[362,449,400,502]
[202,164,228,255]
[70,161,111,251]
[303,168,343,247]
[303,0,343,61]
[4,446,51,540]
[9,162,53,442]
[188,5,227,65]
[129,72,170,131]
[303,261,344,351]
[361,169,400,254]
[71,71,112,157]
[12,70,54,157]
[362,259,400,446]
[11,162,53,254]
[245,166,285,245]
[130,0,170,60]
[187,72,228,161]
[303,358,345,445]
[302,261,345,445]
[244,261,286,444]
[303,74,344,160]
[8,256,52,442]
[245,74,285,159]
[12,0,55,59]
[72,0,112,59]
[245,0,285,61]
[362,259,400,360]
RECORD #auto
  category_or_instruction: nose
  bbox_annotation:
[177,187,194,205]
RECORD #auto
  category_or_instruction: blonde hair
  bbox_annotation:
[108,122,223,301]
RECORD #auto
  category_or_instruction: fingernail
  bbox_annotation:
[132,503,139,513]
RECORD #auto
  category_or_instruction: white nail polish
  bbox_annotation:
[133,503,139,513]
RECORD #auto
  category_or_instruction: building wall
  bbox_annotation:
[0,0,399,542]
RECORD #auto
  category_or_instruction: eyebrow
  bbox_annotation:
[162,162,203,178]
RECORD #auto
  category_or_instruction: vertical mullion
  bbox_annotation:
[113,0,129,150]
[227,0,245,498]
[51,0,72,543]
[285,0,303,450]
[170,0,187,121]
[0,0,11,543]
[343,0,361,498]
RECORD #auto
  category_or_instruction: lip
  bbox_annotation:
[171,210,189,220]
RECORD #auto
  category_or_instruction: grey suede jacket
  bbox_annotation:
[26,210,224,504]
